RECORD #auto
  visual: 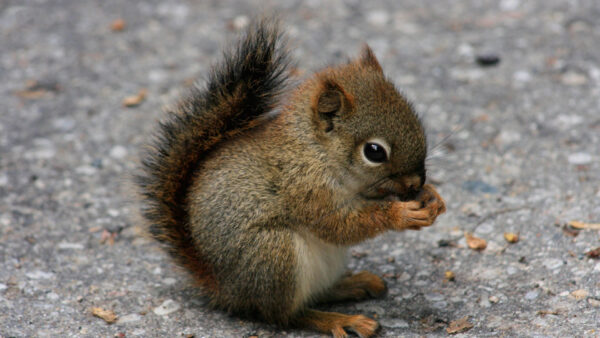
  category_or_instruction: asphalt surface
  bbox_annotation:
[1,0,600,337]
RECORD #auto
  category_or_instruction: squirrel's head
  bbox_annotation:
[308,46,427,201]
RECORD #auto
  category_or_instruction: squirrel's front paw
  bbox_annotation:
[390,184,445,231]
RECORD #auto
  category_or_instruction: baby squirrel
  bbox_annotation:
[138,20,445,337]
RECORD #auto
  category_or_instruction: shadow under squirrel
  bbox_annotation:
[138,20,446,337]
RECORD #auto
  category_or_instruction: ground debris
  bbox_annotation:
[585,247,600,259]
[537,309,561,316]
[100,229,117,245]
[446,316,473,334]
[110,18,126,32]
[465,233,487,251]
[570,289,588,300]
[91,307,118,324]
[444,270,455,282]
[122,88,147,107]
[438,239,458,247]
[15,80,61,99]
[504,232,519,243]
[562,224,580,237]
[568,221,600,230]
[420,315,446,333]
[351,250,368,258]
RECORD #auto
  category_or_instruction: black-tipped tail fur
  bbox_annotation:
[137,20,289,289]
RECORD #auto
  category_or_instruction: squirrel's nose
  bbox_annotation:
[376,174,422,201]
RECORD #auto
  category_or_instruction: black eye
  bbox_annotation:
[363,142,388,163]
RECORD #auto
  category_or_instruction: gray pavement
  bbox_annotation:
[1,0,599,337]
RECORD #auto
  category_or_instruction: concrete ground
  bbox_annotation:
[1,0,599,336]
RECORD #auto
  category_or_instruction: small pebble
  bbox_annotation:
[568,152,592,165]
[91,158,103,169]
[0,174,8,187]
[525,290,539,300]
[561,71,587,86]
[513,70,532,83]
[462,180,498,194]
[231,15,249,30]
[162,277,177,285]
[366,10,390,26]
[476,54,500,67]
[379,318,409,328]
[75,165,97,176]
[52,117,76,131]
[26,270,54,280]
[500,0,520,11]
[153,299,180,316]
[425,293,445,302]
[542,258,563,270]
[356,304,385,316]
[117,313,142,324]
[109,145,128,159]
[489,295,499,303]
[46,292,59,300]
[58,242,84,250]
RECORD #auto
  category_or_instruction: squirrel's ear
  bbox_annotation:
[312,78,353,133]
[359,45,383,73]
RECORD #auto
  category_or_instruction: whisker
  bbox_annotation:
[429,123,464,154]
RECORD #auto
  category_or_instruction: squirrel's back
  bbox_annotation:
[137,20,289,290]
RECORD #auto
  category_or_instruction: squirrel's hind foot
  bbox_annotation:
[294,309,379,338]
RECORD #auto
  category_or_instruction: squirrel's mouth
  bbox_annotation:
[361,187,422,202]
[360,173,424,202]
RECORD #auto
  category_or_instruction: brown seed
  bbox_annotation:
[110,19,126,32]
[122,88,147,107]
[444,270,455,281]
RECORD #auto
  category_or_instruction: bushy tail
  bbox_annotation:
[137,20,289,289]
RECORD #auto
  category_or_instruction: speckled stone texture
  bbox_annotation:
[1,0,599,337]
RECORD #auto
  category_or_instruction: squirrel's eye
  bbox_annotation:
[363,142,388,164]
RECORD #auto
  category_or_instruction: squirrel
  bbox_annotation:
[137,20,446,337]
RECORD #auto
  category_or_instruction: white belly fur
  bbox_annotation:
[293,231,348,310]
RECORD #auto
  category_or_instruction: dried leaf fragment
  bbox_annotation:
[111,18,126,31]
[91,307,118,324]
[14,80,60,99]
[504,232,519,243]
[100,229,117,245]
[568,221,600,230]
[571,289,588,300]
[446,316,473,334]
[465,233,487,251]
[537,309,560,316]
[585,247,600,259]
[122,88,147,107]
[562,225,580,237]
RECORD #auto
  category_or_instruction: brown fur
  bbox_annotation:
[138,20,445,336]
